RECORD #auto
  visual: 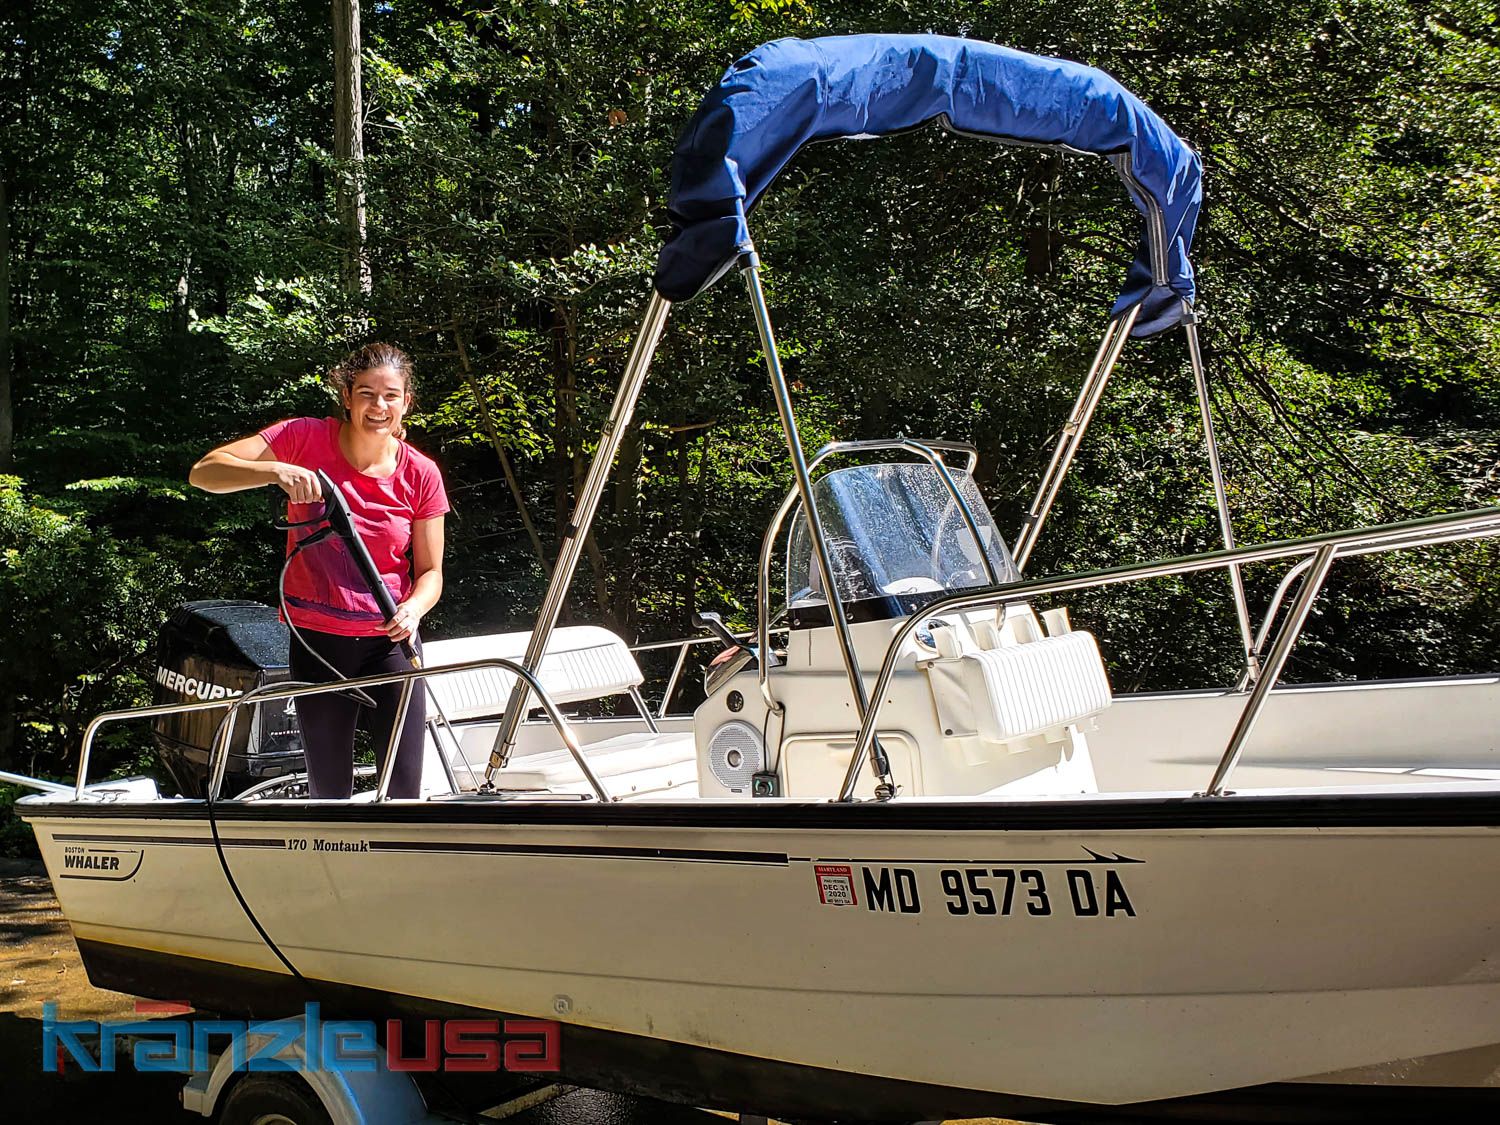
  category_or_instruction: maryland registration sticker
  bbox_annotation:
[814,864,857,906]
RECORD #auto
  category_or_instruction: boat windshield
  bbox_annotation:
[786,463,1019,626]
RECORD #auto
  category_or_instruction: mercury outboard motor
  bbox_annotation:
[152,599,304,798]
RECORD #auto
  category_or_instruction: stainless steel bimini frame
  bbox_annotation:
[1007,303,1255,675]
[1010,306,1137,570]
[470,118,1283,787]
[741,262,898,795]
[1185,313,1256,673]
[838,504,1500,801]
[482,280,1258,792]
[73,658,613,803]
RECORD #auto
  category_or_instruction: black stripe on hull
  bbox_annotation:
[23,789,1500,832]
[41,831,789,866]
[53,831,286,847]
[368,839,789,865]
[75,940,1500,1124]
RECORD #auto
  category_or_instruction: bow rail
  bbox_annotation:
[841,505,1500,801]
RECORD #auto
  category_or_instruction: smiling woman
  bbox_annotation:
[187,343,449,799]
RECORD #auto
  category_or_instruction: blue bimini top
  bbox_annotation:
[655,34,1203,336]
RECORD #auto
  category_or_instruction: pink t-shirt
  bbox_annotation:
[261,417,449,636]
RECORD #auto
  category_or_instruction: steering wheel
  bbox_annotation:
[929,496,990,588]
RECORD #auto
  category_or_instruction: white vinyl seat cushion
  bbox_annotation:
[477,731,697,798]
[422,626,644,722]
[968,630,1113,741]
[926,628,1113,746]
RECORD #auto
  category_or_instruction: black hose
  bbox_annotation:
[204,477,421,996]
[204,773,307,983]
[201,524,358,987]
[202,537,343,987]
[278,542,377,709]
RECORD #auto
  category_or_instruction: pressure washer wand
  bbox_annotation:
[313,470,421,668]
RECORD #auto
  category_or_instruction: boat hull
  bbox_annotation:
[25,793,1500,1117]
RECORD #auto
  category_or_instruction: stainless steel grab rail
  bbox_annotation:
[1204,543,1336,795]
[73,658,611,803]
[0,769,71,795]
[839,504,1500,801]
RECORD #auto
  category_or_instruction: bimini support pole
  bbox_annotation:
[1183,310,1257,681]
[1012,304,1139,570]
[486,290,672,780]
[740,252,896,799]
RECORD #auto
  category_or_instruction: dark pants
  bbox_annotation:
[289,629,425,800]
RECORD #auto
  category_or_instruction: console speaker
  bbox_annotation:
[706,720,764,793]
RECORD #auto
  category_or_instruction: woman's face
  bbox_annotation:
[343,365,411,439]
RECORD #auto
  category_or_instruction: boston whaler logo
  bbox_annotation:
[60,844,143,881]
[154,666,244,702]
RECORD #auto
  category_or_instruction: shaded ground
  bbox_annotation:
[0,857,198,1122]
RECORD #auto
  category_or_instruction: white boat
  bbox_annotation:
[17,33,1500,1122]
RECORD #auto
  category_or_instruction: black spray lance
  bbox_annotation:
[311,469,421,668]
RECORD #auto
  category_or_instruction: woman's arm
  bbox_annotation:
[189,433,322,504]
[387,515,445,643]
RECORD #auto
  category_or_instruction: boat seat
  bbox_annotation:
[504,731,698,796]
[422,625,644,722]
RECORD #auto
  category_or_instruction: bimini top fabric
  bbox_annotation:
[655,34,1203,336]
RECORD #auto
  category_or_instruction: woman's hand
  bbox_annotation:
[393,516,444,645]
[385,602,422,643]
[274,464,323,505]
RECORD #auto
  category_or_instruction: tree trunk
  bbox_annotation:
[677,427,713,631]
[332,0,371,312]
[453,325,551,574]
[0,168,11,470]
[552,301,575,542]
[174,118,199,347]
[610,421,644,638]
[675,429,691,623]
[550,299,613,623]
[171,252,191,339]
[583,531,612,625]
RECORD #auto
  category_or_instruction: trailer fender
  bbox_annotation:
[179,1017,431,1124]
